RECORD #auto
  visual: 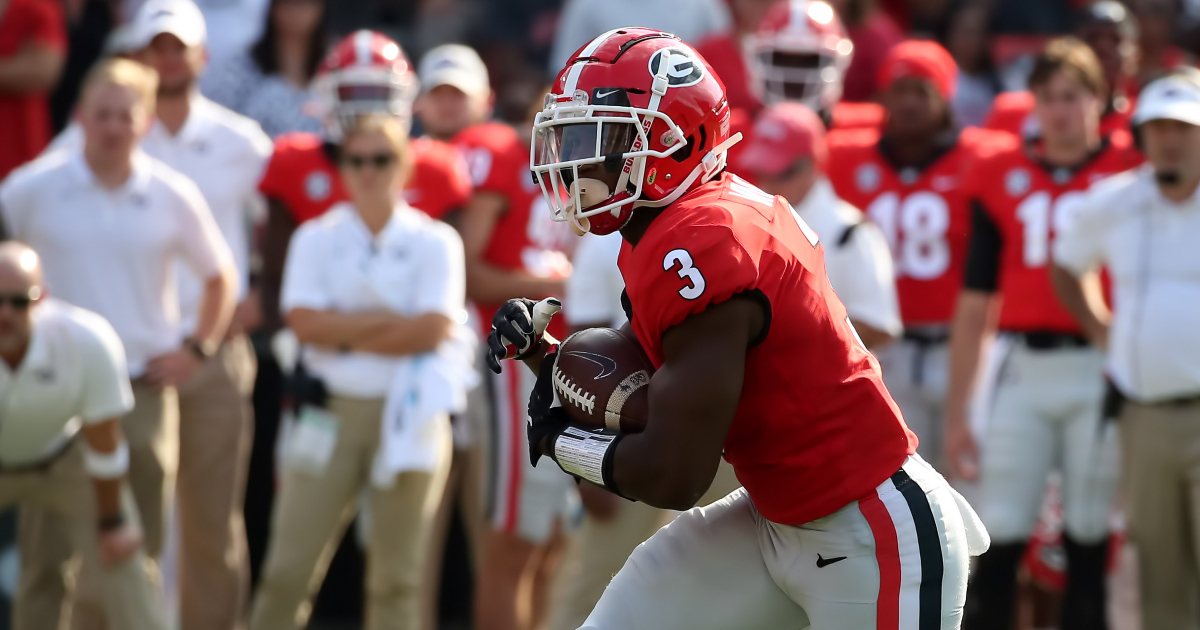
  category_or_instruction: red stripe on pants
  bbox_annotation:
[503,367,523,533]
[861,489,901,630]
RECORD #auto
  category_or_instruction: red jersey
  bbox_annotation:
[0,0,65,179]
[454,122,572,336]
[982,90,1135,143]
[828,127,1009,325]
[963,136,1142,333]
[618,172,916,525]
[258,132,471,224]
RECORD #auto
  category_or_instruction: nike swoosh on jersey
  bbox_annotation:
[564,351,618,380]
[816,554,847,568]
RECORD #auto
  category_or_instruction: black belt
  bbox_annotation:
[1013,331,1091,350]
[0,436,75,474]
[903,329,950,346]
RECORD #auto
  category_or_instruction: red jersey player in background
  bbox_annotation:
[490,29,987,629]
[258,31,472,332]
[828,40,1008,472]
[982,1,1139,142]
[698,0,884,132]
[414,43,574,630]
[947,39,1140,630]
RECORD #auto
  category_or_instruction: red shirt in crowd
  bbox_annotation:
[258,132,472,224]
[827,126,1008,326]
[0,0,66,180]
[983,90,1135,143]
[695,33,758,113]
[619,171,915,525]
[962,134,1142,333]
[452,121,572,338]
[841,13,904,102]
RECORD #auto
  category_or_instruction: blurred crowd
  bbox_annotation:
[1,0,1200,629]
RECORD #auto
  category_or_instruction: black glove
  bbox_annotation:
[527,350,570,467]
[486,297,561,374]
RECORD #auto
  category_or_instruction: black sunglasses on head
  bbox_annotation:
[342,152,397,170]
[0,287,41,310]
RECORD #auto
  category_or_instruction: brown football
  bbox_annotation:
[553,327,654,433]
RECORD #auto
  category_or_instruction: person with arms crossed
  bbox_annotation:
[1052,67,1200,629]
[249,113,466,630]
[827,40,1008,470]
[738,101,901,348]
[416,44,575,630]
[0,243,168,630]
[945,38,1141,630]
[0,58,237,629]
[491,29,988,629]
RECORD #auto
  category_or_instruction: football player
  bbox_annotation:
[827,40,1007,471]
[983,0,1139,141]
[414,44,575,630]
[946,38,1140,630]
[490,29,988,629]
[698,0,883,131]
[258,30,472,331]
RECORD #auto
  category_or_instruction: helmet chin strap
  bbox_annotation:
[634,132,743,210]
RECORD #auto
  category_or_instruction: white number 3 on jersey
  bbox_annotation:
[663,249,706,300]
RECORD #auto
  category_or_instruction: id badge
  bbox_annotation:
[288,405,339,475]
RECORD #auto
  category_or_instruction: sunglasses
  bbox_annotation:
[0,288,40,310]
[342,152,397,170]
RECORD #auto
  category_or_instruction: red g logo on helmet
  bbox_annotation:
[530,28,739,236]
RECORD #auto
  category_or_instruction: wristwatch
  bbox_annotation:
[183,336,217,361]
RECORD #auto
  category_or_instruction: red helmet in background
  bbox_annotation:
[745,0,854,111]
[312,30,418,141]
[531,28,738,235]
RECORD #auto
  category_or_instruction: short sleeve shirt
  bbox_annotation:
[0,299,134,467]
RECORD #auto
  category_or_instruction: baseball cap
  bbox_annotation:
[1075,0,1137,40]
[418,44,490,97]
[129,0,207,51]
[877,40,958,101]
[736,102,827,177]
[1133,71,1200,127]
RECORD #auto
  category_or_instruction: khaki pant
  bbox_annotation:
[16,381,178,630]
[1120,398,1200,629]
[3,443,169,630]
[549,461,742,630]
[248,396,452,630]
[176,335,255,630]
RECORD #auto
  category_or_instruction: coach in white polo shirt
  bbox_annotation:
[0,243,168,630]
[1052,67,1200,627]
[0,58,237,629]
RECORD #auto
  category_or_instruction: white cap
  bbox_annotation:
[418,44,489,96]
[129,0,207,51]
[1134,72,1200,127]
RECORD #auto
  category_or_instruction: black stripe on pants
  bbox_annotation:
[891,468,944,630]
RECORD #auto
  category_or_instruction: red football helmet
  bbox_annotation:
[312,30,418,141]
[745,0,854,111]
[531,28,739,235]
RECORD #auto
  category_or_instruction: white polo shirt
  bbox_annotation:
[795,178,903,337]
[281,203,466,398]
[565,232,628,329]
[0,150,234,376]
[1055,165,1200,402]
[0,299,134,468]
[51,97,273,333]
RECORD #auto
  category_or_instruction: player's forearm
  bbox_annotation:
[466,262,565,305]
[81,420,126,522]
[945,291,1000,422]
[287,308,399,348]
[351,313,454,356]
[193,269,237,347]
[1050,265,1109,348]
[260,200,296,333]
[0,46,65,93]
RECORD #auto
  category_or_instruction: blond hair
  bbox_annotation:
[81,58,159,113]
[342,114,414,186]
